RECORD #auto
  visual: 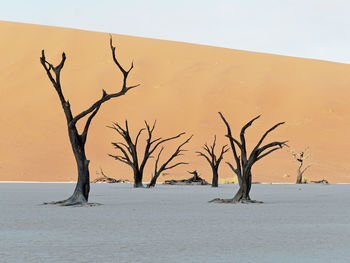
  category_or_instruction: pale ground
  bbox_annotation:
[0,183,349,263]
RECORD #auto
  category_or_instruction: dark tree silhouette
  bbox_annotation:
[109,121,184,187]
[40,36,139,205]
[210,112,287,203]
[147,135,192,188]
[291,148,311,184]
[188,170,201,181]
[92,167,129,183]
[164,170,209,185]
[186,170,208,184]
[196,135,229,187]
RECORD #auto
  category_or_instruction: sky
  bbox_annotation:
[1,0,350,64]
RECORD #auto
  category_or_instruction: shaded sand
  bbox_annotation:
[1,21,350,183]
[1,183,350,263]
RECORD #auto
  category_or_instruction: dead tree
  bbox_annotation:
[109,121,184,187]
[311,179,328,184]
[196,135,229,187]
[210,113,287,203]
[164,170,209,185]
[92,167,129,183]
[187,170,201,181]
[185,170,209,184]
[40,36,139,206]
[291,148,311,184]
[147,135,192,188]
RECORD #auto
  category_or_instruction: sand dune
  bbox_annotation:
[1,21,350,183]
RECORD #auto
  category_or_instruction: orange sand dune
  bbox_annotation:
[1,21,350,183]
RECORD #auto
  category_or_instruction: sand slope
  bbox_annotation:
[1,21,350,183]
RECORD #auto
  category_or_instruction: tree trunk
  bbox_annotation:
[211,168,219,187]
[45,130,91,206]
[246,170,252,200]
[296,163,303,184]
[68,158,90,204]
[62,127,91,205]
[147,174,159,188]
[233,169,251,201]
[232,180,251,201]
[296,173,302,184]
[133,169,144,188]
[232,186,243,201]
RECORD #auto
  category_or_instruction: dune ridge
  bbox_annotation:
[1,21,350,183]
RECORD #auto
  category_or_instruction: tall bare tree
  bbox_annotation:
[210,113,287,203]
[40,36,139,205]
[109,121,184,187]
[196,136,229,187]
[147,135,192,188]
[291,147,311,184]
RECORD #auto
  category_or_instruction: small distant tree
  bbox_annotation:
[40,36,139,205]
[291,147,311,184]
[163,170,209,185]
[108,121,185,187]
[196,136,229,187]
[210,112,287,203]
[92,167,126,183]
[147,135,193,188]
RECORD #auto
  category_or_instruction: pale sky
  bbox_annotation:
[1,0,350,64]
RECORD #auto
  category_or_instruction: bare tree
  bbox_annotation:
[164,170,209,185]
[109,121,184,187]
[147,135,192,188]
[92,167,129,183]
[40,36,139,205]
[185,170,208,184]
[291,147,311,184]
[187,170,201,181]
[210,113,287,203]
[196,136,229,187]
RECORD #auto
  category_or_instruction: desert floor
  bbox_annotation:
[0,183,349,263]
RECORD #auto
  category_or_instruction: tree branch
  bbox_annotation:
[240,115,261,164]
[164,162,189,171]
[257,141,288,157]
[154,146,165,174]
[250,121,285,160]
[159,135,192,170]
[108,154,132,166]
[301,164,312,176]
[40,50,67,105]
[196,151,212,164]
[111,142,132,164]
[256,146,281,161]
[71,36,139,125]
[226,161,241,180]
[149,132,186,156]
[211,135,217,156]
[140,120,157,173]
[107,122,125,137]
[225,135,243,150]
[81,90,108,144]
[219,112,241,175]
[81,105,100,144]
[135,128,145,147]
[217,145,229,165]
